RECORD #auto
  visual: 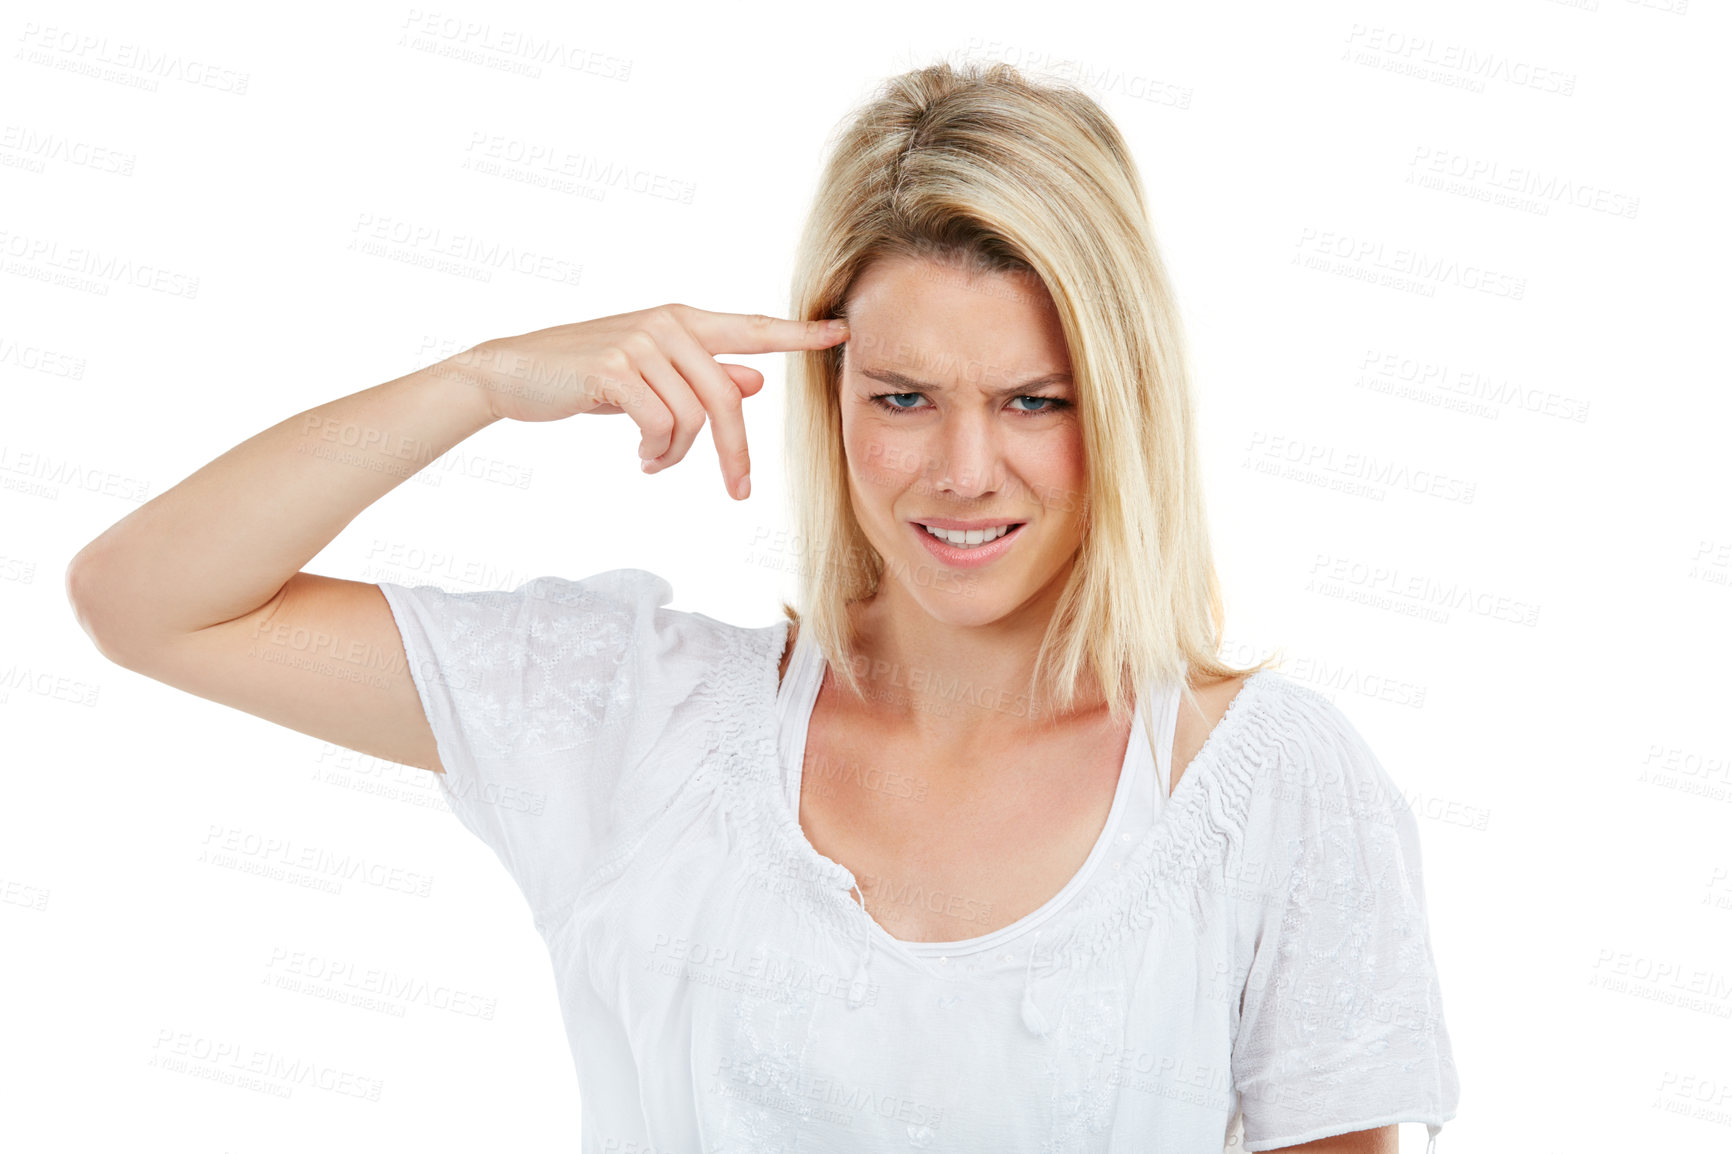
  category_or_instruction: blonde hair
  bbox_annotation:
[780,59,1282,746]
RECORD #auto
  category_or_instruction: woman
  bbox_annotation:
[68,61,1458,1152]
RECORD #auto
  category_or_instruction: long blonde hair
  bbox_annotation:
[780,59,1282,744]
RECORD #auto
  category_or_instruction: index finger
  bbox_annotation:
[677,308,850,355]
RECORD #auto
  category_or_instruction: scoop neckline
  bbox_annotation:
[773,621,1158,960]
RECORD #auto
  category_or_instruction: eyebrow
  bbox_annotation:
[858,366,1074,397]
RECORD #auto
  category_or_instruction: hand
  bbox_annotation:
[442,304,848,500]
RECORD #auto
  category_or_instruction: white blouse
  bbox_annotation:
[378,568,1460,1152]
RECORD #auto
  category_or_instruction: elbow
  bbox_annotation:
[64,548,141,671]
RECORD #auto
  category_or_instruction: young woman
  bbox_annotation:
[68,61,1458,1152]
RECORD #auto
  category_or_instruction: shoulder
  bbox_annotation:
[1224,672,1413,843]
[1221,676,1436,978]
[1202,671,1386,766]
[1227,681,1457,1151]
[380,566,751,703]
[1171,670,1254,791]
[1183,669,1254,716]
[516,568,674,626]
[381,568,675,642]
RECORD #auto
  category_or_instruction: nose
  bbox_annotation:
[931,407,1003,500]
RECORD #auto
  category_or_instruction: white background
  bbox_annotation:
[3,0,1729,1150]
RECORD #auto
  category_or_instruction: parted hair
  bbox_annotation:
[780,58,1281,745]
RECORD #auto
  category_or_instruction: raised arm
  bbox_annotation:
[64,357,501,772]
[64,305,848,773]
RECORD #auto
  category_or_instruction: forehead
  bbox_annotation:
[844,254,1070,385]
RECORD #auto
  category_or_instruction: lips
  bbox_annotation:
[917,522,1021,546]
[909,519,1027,569]
[912,518,1027,531]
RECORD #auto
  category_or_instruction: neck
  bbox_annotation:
[839,566,1104,748]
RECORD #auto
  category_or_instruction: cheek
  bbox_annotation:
[847,426,927,497]
[1023,432,1087,517]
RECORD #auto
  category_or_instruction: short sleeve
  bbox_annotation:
[1231,686,1460,1151]
[378,568,688,933]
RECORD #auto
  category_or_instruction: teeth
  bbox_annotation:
[922,523,1016,548]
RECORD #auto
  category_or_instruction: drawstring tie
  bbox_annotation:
[845,878,872,1009]
[1425,1122,1441,1153]
[843,887,1058,1038]
[1020,929,1051,1037]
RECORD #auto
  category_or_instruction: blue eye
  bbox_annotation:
[866,393,1072,415]
[1009,395,1070,413]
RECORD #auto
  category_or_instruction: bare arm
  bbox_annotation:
[65,359,501,771]
[1266,1124,1399,1153]
[68,360,498,650]
[64,305,849,773]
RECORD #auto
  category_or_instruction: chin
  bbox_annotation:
[888,564,1029,624]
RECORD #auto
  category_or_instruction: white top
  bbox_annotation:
[378,568,1459,1153]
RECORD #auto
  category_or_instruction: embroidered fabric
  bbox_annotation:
[379,568,1460,1152]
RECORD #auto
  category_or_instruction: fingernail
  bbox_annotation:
[735,472,750,500]
[641,459,654,473]
[827,318,848,332]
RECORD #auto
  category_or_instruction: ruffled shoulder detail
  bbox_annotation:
[567,600,779,905]
[683,618,865,934]
[1035,669,1292,966]
[1226,679,1458,1149]
[382,567,698,930]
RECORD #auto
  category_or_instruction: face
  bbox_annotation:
[838,253,1088,629]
